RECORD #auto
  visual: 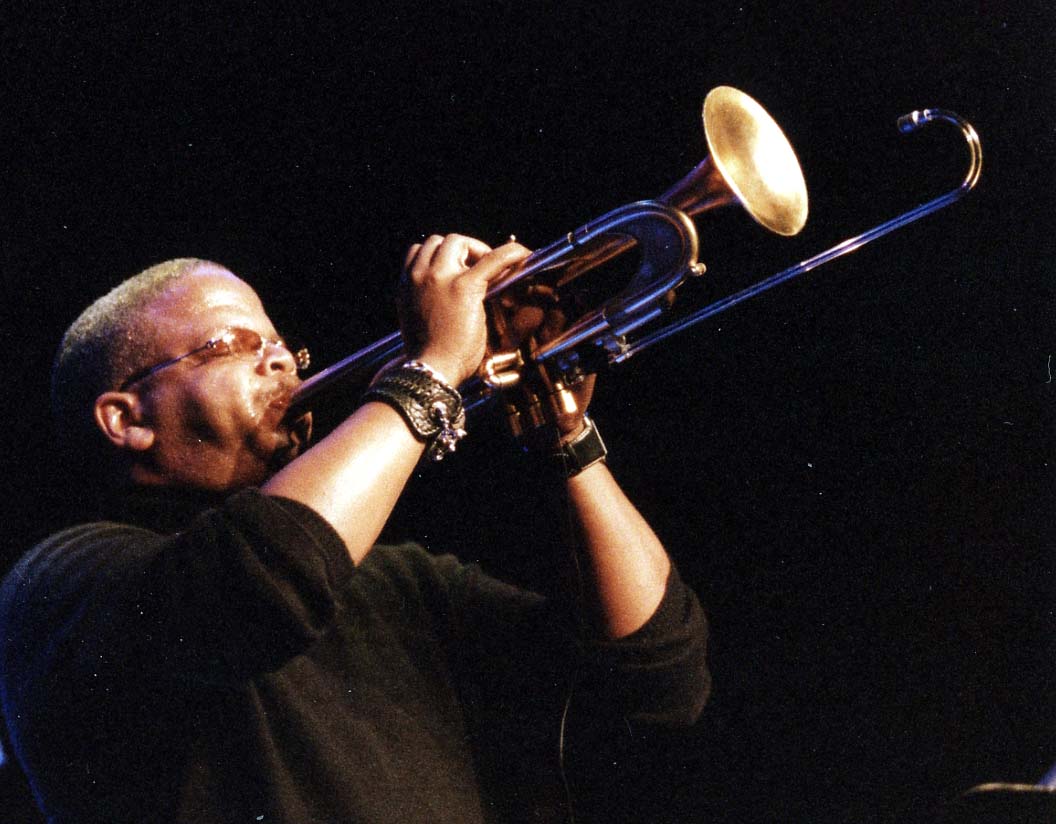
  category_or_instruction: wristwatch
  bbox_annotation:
[553,416,607,478]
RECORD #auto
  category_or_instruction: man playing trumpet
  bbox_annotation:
[0,235,709,822]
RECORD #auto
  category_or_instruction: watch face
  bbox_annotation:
[563,419,607,477]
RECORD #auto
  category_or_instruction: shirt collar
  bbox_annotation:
[102,485,231,534]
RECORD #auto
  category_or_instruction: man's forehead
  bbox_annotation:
[154,267,264,314]
[141,267,274,345]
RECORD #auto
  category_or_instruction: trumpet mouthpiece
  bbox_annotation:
[897,110,931,134]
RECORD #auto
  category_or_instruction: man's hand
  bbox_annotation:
[492,280,598,443]
[399,235,530,387]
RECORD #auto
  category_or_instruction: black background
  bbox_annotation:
[1,2,1053,822]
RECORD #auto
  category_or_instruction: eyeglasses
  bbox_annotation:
[118,327,311,391]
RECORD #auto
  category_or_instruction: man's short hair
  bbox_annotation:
[51,258,214,469]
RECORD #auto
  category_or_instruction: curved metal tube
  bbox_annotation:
[289,200,700,410]
[289,86,806,413]
[614,108,983,362]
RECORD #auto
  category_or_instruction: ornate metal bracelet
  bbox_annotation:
[362,361,467,461]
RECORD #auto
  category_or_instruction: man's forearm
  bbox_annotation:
[262,401,425,564]
[566,461,672,639]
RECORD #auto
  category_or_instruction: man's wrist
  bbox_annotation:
[557,418,589,446]
[552,416,607,479]
[412,350,464,388]
[362,361,467,461]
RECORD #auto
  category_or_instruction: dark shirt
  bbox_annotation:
[0,487,709,823]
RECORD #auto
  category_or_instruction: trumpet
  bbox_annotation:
[290,87,981,433]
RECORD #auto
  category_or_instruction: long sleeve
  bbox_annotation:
[436,552,709,727]
[0,489,354,688]
[577,564,710,726]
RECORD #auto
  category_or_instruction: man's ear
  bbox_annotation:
[93,391,155,452]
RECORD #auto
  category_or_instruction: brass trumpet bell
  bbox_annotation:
[661,86,808,236]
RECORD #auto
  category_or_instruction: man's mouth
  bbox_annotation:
[286,410,313,451]
[265,385,314,465]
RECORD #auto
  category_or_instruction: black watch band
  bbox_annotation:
[553,416,607,478]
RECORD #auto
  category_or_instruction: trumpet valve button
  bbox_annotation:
[553,383,579,416]
[480,351,524,389]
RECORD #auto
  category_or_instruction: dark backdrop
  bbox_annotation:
[1,2,1053,822]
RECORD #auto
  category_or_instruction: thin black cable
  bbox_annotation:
[553,429,589,824]
[556,666,579,824]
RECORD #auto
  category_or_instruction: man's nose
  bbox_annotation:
[261,340,298,374]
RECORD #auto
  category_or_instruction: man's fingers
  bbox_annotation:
[431,234,493,276]
[468,241,532,287]
[402,243,423,273]
[405,236,530,289]
[405,234,445,283]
